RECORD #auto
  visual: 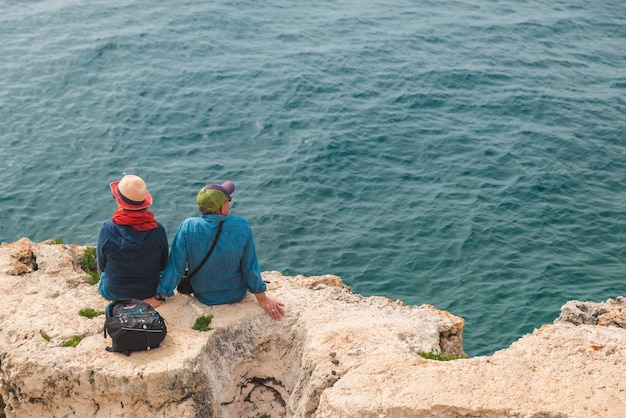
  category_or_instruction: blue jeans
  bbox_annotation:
[98,272,116,300]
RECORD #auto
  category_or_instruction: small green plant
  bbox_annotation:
[192,314,214,332]
[419,349,466,361]
[62,336,83,347]
[53,238,64,244]
[40,330,51,341]
[79,308,105,319]
[81,247,100,285]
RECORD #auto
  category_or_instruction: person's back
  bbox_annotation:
[98,220,167,299]
[156,181,284,320]
[97,174,168,303]
[168,214,263,305]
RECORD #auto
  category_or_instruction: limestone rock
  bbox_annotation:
[315,322,626,417]
[1,238,625,418]
[556,297,626,328]
[0,239,462,417]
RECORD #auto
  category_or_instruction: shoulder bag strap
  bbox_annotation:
[187,220,224,280]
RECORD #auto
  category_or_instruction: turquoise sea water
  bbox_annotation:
[1,0,625,356]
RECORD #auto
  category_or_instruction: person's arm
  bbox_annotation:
[96,225,107,273]
[254,292,285,321]
[143,226,171,308]
[241,225,285,320]
[240,226,266,293]
[156,223,188,297]
[158,225,169,271]
[144,293,165,308]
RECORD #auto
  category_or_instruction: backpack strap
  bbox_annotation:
[186,220,224,280]
[103,301,114,339]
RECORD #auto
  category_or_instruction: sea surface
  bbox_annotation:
[1,0,625,356]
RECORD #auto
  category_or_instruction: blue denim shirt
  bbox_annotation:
[157,214,266,305]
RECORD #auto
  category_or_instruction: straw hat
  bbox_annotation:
[110,175,153,210]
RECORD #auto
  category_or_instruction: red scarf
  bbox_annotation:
[111,209,159,231]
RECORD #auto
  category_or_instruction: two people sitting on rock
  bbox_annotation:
[97,175,285,321]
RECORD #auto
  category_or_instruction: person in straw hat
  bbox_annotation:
[155,181,285,320]
[97,174,168,308]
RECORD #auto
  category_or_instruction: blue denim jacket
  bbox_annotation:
[157,214,266,305]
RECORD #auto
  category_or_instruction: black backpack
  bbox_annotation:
[104,299,167,356]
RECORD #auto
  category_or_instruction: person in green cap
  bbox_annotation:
[155,181,285,320]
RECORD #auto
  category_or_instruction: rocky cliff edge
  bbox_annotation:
[0,238,624,418]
